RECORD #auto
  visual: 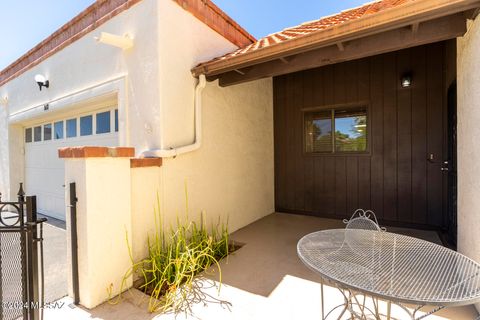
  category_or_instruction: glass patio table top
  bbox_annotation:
[297,229,480,307]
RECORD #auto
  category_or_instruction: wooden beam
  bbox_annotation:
[279,57,290,64]
[217,13,466,87]
[411,22,420,34]
[336,42,345,51]
[234,69,246,75]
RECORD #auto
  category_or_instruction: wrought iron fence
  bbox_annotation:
[0,184,46,320]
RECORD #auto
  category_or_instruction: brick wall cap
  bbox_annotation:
[58,146,135,159]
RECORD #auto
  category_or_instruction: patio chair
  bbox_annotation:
[343,209,386,232]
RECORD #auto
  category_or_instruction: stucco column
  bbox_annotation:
[458,18,480,313]
[59,146,134,309]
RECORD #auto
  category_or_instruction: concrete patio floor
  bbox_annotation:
[44,213,479,319]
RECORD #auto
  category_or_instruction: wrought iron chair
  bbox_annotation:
[343,209,386,232]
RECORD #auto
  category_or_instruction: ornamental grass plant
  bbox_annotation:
[117,191,231,313]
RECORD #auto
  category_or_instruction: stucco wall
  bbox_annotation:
[457,16,480,313]
[155,0,238,150]
[160,78,275,234]
[64,157,132,308]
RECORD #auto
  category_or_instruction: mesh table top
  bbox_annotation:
[297,229,480,307]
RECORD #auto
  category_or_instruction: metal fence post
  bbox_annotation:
[26,196,39,320]
[69,182,80,305]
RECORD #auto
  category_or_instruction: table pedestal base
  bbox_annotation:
[322,284,445,320]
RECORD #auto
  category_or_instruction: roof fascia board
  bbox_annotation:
[192,0,480,77]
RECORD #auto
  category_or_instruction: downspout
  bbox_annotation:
[140,74,206,158]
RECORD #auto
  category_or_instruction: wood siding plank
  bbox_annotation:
[273,42,447,229]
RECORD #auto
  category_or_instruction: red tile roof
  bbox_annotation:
[199,0,414,63]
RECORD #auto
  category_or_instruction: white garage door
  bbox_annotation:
[24,107,118,221]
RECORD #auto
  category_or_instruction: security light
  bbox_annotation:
[35,74,49,91]
[401,73,412,88]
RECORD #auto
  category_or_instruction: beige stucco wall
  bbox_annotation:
[64,157,133,309]
[160,78,274,235]
[457,16,480,313]
[130,165,162,263]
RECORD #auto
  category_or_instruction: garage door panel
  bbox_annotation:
[25,109,118,220]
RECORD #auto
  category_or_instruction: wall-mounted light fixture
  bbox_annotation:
[95,32,133,50]
[401,73,412,88]
[34,74,49,91]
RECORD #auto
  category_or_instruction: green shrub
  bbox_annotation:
[120,193,230,313]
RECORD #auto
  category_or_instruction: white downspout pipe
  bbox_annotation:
[140,74,207,158]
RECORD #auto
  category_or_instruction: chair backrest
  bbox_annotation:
[343,209,386,232]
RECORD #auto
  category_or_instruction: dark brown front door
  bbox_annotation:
[274,41,453,229]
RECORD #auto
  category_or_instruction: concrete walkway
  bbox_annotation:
[42,218,68,303]
[44,213,479,319]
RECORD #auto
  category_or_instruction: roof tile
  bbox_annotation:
[201,0,416,65]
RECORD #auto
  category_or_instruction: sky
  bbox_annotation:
[0,0,368,70]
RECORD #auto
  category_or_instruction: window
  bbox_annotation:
[305,111,332,153]
[66,118,77,138]
[80,115,93,136]
[54,121,64,139]
[43,124,52,141]
[114,109,118,132]
[34,126,42,142]
[96,111,110,134]
[305,106,368,154]
[25,128,32,143]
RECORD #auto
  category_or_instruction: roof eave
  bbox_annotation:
[192,0,480,78]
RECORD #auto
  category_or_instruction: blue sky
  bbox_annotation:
[0,0,367,70]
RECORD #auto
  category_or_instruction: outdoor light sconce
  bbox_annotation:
[34,74,49,91]
[95,32,133,50]
[401,73,412,88]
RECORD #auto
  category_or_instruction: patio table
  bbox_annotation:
[297,229,480,319]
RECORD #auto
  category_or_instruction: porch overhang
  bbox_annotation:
[191,0,480,87]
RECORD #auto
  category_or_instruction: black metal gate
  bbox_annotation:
[0,184,46,320]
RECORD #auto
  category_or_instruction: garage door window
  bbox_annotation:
[34,126,42,142]
[25,128,32,143]
[54,121,64,139]
[44,124,52,141]
[80,115,93,136]
[96,111,110,134]
[66,119,77,138]
[115,110,118,132]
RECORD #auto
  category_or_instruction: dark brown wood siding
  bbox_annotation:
[273,41,452,228]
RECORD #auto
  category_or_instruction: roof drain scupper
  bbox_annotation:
[140,74,207,158]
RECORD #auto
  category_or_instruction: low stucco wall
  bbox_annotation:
[131,165,161,263]
[64,156,133,309]
[457,16,480,313]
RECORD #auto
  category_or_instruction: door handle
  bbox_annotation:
[441,160,449,172]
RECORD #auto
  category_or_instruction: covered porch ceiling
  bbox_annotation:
[191,0,480,87]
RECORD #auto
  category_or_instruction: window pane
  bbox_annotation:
[25,128,32,143]
[34,126,42,142]
[115,109,118,132]
[334,107,367,152]
[43,124,52,141]
[66,119,77,138]
[305,111,332,153]
[54,121,64,139]
[80,115,93,136]
[96,111,111,134]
